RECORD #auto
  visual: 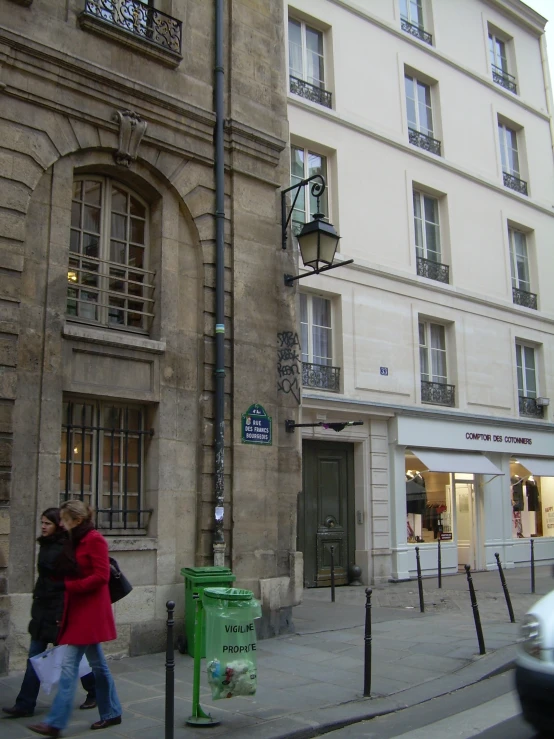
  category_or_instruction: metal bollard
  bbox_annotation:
[464,564,486,655]
[494,553,515,623]
[437,538,442,589]
[330,545,336,603]
[165,600,175,739]
[531,538,536,594]
[415,546,425,613]
[363,588,372,697]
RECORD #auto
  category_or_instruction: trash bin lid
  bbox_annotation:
[180,567,234,578]
[203,587,253,602]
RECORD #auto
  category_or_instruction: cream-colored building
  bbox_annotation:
[285,0,554,586]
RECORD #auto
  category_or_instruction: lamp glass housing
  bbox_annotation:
[297,215,340,271]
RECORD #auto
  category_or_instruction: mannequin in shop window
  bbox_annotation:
[406,471,426,543]
[511,475,524,537]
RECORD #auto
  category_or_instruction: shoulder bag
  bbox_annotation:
[108,556,133,603]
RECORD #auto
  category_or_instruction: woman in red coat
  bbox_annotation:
[29,501,122,738]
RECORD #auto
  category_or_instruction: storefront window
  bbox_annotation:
[510,459,554,539]
[405,451,453,544]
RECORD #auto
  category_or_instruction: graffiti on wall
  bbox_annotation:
[277,331,301,405]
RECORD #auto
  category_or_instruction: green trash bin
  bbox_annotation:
[181,566,236,658]
[203,587,262,699]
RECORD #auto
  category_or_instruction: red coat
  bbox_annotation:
[58,529,116,646]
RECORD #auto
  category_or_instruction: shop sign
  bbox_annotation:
[395,416,554,457]
[439,532,453,541]
[241,404,272,445]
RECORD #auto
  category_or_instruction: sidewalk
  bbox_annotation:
[1,565,551,739]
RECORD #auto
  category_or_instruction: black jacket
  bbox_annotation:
[28,532,66,643]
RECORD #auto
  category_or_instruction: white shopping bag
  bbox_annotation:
[30,645,92,695]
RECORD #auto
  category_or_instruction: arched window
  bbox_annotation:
[67,177,154,332]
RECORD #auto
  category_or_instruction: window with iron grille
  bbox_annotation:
[300,293,340,392]
[488,30,517,93]
[288,17,332,107]
[290,145,328,235]
[419,322,447,385]
[516,343,538,399]
[60,399,151,531]
[413,190,440,262]
[67,177,155,332]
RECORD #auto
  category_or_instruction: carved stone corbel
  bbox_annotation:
[112,110,147,167]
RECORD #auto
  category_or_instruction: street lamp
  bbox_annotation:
[282,174,353,286]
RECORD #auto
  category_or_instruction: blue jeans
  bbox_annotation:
[45,644,120,730]
[15,640,96,713]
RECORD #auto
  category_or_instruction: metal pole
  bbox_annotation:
[437,538,442,589]
[465,564,486,655]
[531,538,536,594]
[165,600,175,739]
[494,553,515,623]
[186,597,220,727]
[415,546,424,613]
[330,545,336,603]
[213,0,226,565]
[363,588,372,697]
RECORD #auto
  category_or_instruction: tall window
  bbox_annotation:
[419,322,454,406]
[300,294,332,366]
[290,146,328,234]
[509,228,530,292]
[516,344,537,399]
[413,191,440,262]
[419,322,447,384]
[288,18,332,108]
[509,228,537,309]
[406,76,433,137]
[400,0,432,44]
[489,31,517,93]
[400,0,423,27]
[498,124,520,178]
[405,75,440,154]
[60,399,150,530]
[67,177,155,332]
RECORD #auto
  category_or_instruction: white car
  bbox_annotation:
[516,589,554,736]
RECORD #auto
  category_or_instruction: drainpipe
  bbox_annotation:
[539,32,554,155]
[213,0,226,566]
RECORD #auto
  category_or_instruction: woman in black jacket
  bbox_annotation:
[2,508,96,718]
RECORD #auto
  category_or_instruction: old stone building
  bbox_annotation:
[0,0,302,673]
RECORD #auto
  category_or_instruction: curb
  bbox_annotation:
[274,644,518,739]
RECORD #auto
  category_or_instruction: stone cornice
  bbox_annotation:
[225,119,286,167]
[289,97,554,219]
[484,0,547,34]
[0,26,213,128]
[0,27,287,176]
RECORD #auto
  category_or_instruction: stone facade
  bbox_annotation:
[0,0,302,673]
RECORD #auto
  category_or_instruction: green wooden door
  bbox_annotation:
[298,440,355,588]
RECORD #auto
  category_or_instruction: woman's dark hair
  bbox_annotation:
[41,507,61,528]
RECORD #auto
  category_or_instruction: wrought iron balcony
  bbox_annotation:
[492,65,517,94]
[519,396,544,419]
[401,18,433,45]
[417,256,449,284]
[290,76,332,109]
[302,361,340,392]
[503,172,528,196]
[512,287,537,310]
[408,128,441,156]
[421,380,455,407]
[81,0,182,56]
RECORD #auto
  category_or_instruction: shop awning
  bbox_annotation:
[517,457,554,477]
[410,449,504,475]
